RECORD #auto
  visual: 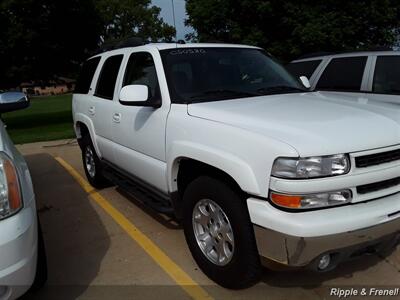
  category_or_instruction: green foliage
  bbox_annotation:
[96,0,175,42]
[186,0,400,60]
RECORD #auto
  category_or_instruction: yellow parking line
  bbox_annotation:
[55,157,213,300]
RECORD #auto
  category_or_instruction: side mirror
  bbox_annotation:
[119,84,161,108]
[0,92,29,113]
[299,76,311,89]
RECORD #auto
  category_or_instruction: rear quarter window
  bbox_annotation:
[74,57,101,94]
[286,60,322,79]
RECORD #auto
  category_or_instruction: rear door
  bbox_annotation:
[73,56,101,129]
[90,54,124,162]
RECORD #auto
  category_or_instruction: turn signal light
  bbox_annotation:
[270,190,352,210]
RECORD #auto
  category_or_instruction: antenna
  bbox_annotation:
[171,0,178,43]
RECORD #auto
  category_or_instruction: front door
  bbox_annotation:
[112,50,170,193]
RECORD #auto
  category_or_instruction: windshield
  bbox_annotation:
[161,47,306,103]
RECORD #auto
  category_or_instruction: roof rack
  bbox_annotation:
[93,37,147,55]
[92,37,187,55]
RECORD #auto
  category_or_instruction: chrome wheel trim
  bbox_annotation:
[192,198,234,266]
[85,146,96,178]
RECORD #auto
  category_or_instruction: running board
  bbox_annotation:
[102,163,174,215]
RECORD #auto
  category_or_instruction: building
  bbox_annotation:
[20,77,76,96]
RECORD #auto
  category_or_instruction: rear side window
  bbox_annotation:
[373,56,400,95]
[123,52,160,101]
[95,55,123,99]
[316,57,367,92]
[286,60,322,79]
[75,57,101,94]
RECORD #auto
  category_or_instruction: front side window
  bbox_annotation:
[161,48,305,103]
[286,60,322,79]
[373,56,400,95]
[316,57,367,92]
[95,55,123,99]
[123,52,160,101]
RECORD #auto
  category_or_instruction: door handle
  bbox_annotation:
[112,113,121,123]
[88,106,95,115]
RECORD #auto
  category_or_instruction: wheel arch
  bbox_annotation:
[168,146,260,219]
[74,114,101,157]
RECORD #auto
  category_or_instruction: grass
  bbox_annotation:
[2,94,74,144]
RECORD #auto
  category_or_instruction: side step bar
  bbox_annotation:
[102,163,174,215]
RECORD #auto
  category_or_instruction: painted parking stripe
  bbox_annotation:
[55,157,213,300]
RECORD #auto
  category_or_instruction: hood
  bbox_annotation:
[187,92,400,156]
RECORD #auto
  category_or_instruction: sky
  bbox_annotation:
[151,0,194,40]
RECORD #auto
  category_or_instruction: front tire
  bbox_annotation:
[80,134,109,188]
[182,176,262,289]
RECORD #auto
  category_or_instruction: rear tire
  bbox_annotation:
[182,176,262,289]
[80,134,109,188]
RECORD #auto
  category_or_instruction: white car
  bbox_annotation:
[73,42,400,289]
[0,92,47,299]
[287,50,400,104]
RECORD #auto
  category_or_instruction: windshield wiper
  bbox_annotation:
[190,89,260,100]
[257,86,307,95]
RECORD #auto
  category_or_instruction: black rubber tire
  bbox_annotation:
[80,134,109,189]
[30,218,47,290]
[182,176,262,289]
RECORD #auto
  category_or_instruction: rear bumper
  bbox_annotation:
[0,199,38,300]
[254,212,400,269]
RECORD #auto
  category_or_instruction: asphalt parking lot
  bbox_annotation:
[17,140,400,300]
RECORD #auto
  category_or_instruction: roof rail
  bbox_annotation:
[297,47,396,60]
[297,52,335,59]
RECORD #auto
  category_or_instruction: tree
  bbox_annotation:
[185,0,400,61]
[96,0,175,43]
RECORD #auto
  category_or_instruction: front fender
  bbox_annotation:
[167,141,260,195]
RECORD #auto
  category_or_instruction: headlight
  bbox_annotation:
[271,154,350,179]
[0,153,22,220]
[270,190,352,210]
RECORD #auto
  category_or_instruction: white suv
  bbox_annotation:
[287,51,400,105]
[73,42,400,289]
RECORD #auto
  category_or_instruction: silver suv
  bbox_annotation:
[287,51,400,104]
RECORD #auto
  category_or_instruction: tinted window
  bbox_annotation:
[75,57,101,94]
[316,57,367,91]
[95,55,123,99]
[286,60,322,79]
[373,56,400,95]
[123,52,160,100]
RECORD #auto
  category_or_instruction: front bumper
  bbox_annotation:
[254,211,400,270]
[0,199,38,300]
